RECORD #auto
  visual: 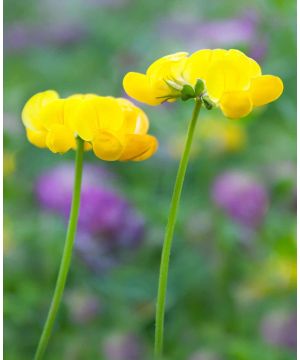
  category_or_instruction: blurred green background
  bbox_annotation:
[4,0,296,359]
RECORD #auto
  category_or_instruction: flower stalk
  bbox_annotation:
[154,99,202,358]
[34,137,84,360]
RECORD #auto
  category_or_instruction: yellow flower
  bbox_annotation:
[236,256,296,302]
[3,151,16,177]
[123,49,283,119]
[22,91,158,161]
[198,118,246,153]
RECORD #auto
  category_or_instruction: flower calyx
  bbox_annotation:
[180,79,215,110]
[157,78,216,109]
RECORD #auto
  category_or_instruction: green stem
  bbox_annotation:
[34,137,84,360]
[154,99,202,358]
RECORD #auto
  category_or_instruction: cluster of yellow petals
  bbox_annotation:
[22,91,158,161]
[123,49,284,119]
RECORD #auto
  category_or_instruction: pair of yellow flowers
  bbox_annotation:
[22,49,283,160]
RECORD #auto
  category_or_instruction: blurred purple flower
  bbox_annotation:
[36,164,111,217]
[157,11,266,61]
[212,171,268,229]
[260,310,297,350]
[102,333,144,360]
[249,39,268,62]
[35,163,145,271]
[4,23,86,53]
[197,18,256,45]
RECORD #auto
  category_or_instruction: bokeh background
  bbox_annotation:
[4,0,297,359]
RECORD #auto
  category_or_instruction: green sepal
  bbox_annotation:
[201,95,215,110]
[203,98,213,110]
[194,79,205,96]
[181,85,195,101]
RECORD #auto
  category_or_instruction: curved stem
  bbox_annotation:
[34,137,84,360]
[154,99,202,358]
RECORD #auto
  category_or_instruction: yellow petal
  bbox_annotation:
[123,72,161,106]
[119,134,158,161]
[117,98,149,135]
[220,91,253,119]
[64,96,98,141]
[205,65,226,101]
[185,49,227,87]
[93,96,124,132]
[146,52,188,94]
[206,54,255,100]
[183,49,213,85]
[225,50,254,88]
[40,99,65,130]
[22,90,59,131]
[210,49,228,63]
[146,52,188,77]
[92,131,124,161]
[249,75,284,107]
[227,49,262,80]
[224,50,262,80]
[26,128,47,148]
[226,49,249,63]
[65,94,124,141]
[247,57,261,78]
[46,124,76,153]
[66,95,123,141]
[224,54,251,90]
[83,142,92,151]
[67,94,85,101]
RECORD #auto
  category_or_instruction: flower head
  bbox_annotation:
[36,163,144,240]
[212,170,268,228]
[35,163,145,271]
[123,49,283,119]
[22,91,158,161]
[260,310,296,350]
